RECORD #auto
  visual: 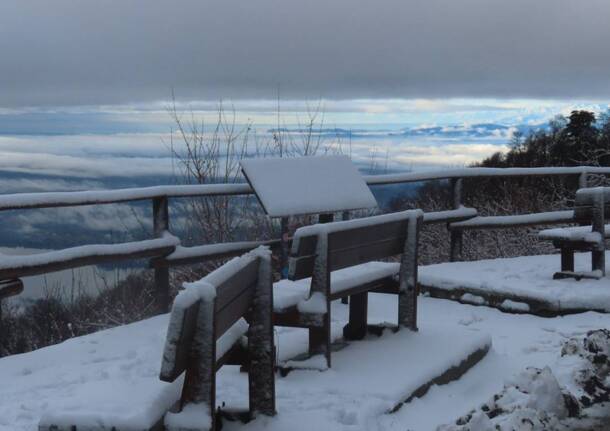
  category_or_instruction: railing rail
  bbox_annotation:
[0,165,608,315]
[0,166,609,211]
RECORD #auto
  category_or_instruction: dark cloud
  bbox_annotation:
[1,0,610,106]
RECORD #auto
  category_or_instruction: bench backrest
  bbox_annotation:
[574,187,610,222]
[158,247,276,425]
[289,210,423,280]
[160,255,260,382]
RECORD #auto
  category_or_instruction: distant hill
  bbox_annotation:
[269,123,547,140]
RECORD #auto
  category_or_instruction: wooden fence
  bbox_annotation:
[0,165,609,315]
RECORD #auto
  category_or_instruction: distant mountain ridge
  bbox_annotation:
[269,122,548,140]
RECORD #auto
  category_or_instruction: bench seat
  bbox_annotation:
[273,261,400,312]
[37,316,251,431]
[538,224,610,243]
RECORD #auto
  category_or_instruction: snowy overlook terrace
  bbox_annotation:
[1,163,610,431]
[0,164,609,312]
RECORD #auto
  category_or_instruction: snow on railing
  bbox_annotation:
[364,166,610,185]
[0,183,251,211]
[0,166,608,211]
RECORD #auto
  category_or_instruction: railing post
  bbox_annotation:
[341,211,350,304]
[449,178,463,262]
[579,171,588,189]
[153,196,170,314]
[280,217,289,279]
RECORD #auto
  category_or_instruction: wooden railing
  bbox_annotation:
[0,165,609,315]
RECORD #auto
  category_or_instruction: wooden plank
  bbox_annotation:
[329,276,397,300]
[0,243,176,280]
[290,218,410,279]
[449,179,463,262]
[574,204,610,221]
[160,300,201,382]
[215,287,255,339]
[153,196,171,314]
[214,258,259,312]
[0,279,23,300]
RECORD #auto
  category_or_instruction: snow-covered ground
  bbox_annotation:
[2,291,610,431]
[420,251,610,313]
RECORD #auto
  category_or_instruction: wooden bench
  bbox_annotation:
[273,209,424,368]
[160,247,276,431]
[539,186,610,280]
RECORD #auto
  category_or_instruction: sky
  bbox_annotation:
[0,0,610,181]
[2,0,610,105]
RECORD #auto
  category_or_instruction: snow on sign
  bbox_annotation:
[240,155,378,217]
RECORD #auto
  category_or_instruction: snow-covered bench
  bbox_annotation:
[159,247,275,430]
[40,247,276,431]
[539,187,610,280]
[273,209,424,368]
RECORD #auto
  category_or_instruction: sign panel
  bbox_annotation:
[241,155,378,217]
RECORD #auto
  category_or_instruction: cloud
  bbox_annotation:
[1,0,610,107]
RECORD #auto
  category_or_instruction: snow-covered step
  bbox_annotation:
[419,251,610,315]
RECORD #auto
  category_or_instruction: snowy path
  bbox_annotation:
[3,294,610,431]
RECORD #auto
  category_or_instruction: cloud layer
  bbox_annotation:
[2,0,610,106]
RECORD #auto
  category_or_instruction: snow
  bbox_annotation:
[365,166,610,186]
[30,314,183,431]
[460,293,487,305]
[296,291,327,314]
[538,224,610,242]
[165,402,212,430]
[165,241,271,261]
[450,210,575,229]
[0,183,252,210]
[438,329,610,430]
[0,232,180,272]
[0,166,607,212]
[500,299,530,312]
[422,207,477,223]
[201,246,268,287]
[240,155,378,217]
[419,251,610,312]
[6,292,610,430]
[8,295,491,431]
[576,185,610,201]
[216,318,248,360]
[273,261,400,311]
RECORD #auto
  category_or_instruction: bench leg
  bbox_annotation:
[398,287,418,331]
[592,249,606,276]
[248,256,276,417]
[343,292,368,340]
[309,313,331,368]
[561,248,575,272]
